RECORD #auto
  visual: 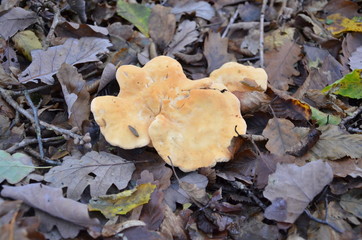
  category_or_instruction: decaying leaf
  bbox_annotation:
[160,205,188,240]
[263,160,333,223]
[88,183,156,218]
[349,46,362,70]
[0,150,34,184]
[0,183,101,238]
[328,158,362,178]
[12,30,42,61]
[262,118,302,155]
[0,7,37,40]
[171,1,215,21]
[325,13,362,37]
[67,0,87,23]
[116,0,151,37]
[166,20,199,57]
[19,37,112,84]
[322,69,362,99]
[56,63,90,129]
[149,5,176,53]
[306,125,362,160]
[140,190,165,231]
[340,189,362,219]
[44,151,135,200]
[265,39,302,90]
[204,31,235,74]
[310,106,341,126]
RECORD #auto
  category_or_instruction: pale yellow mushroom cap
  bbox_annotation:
[210,62,268,92]
[148,88,246,172]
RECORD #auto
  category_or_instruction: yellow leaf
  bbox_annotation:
[325,13,362,37]
[12,30,42,61]
[88,183,156,218]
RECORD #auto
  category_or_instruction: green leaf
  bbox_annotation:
[322,69,362,99]
[116,0,151,37]
[0,150,35,184]
[88,183,156,218]
[310,106,341,126]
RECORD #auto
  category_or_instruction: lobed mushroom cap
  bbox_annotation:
[148,88,246,172]
[210,62,268,92]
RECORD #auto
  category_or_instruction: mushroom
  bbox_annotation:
[91,56,267,171]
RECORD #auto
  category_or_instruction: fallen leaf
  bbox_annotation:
[349,46,362,70]
[0,7,37,40]
[66,0,87,23]
[160,205,188,240]
[240,28,260,55]
[55,22,109,38]
[102,220,146,237]
[328,158,362,178]
[204,31,235,74]
[0,150,34,184]
[171,1,215,21]
[310,106,341,126]
[19,37,112,84]
[164,172,208,210]
[262,118,302,155]
[265,39,302,90]
[56,63,90,129]
[88,183,156,218]
[140,190,165,231]
[340,189,362,219]
[325,13,362,37]
[117,0,151,37]
[12,30,42,61]
[306,125,362,160]
[0,183,101,237]
[149,5,176,53]
[166,20,199,57]
[264,198,288,222]
[322,69,362,99]
[263,160,333,223]
[44,151,135,200]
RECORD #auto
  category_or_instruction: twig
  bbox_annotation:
[44,4,61,49]
[24,147,61,166]
[230,181,266,210]
[6,136,65,154]
[340,105,362,128]
[229,22,270,31]
[222,10,239,38]
[0,87,82,141]
[11,85,50,96]
[259,0,268,68]
[347,127,362,133]
[304,209,343,233]
[24,90,44,160]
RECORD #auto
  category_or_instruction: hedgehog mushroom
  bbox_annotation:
[148,88,246,172]
[91,56,264,172]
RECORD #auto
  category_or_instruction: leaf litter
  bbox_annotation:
[0,0,362,239]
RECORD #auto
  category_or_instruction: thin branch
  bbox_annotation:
[259,0,268,68]
[44,4,61,49]
[304,209,343,233]
[6,136,65,154]
[24,147,60,166]
[0,87,82,141]
[24,90,44,159]
[222,10,239,38]
[10,85,50,96]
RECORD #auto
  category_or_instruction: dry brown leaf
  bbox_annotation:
[262,118,302,155]
[140,190,165,231]
[149,5,176,53]
[305,125,362,160]
[56,63,90,129]
[160,205,188,240]
[265,39,302,90]
[204,31,236,74]
[55,22,108,38]
[19,37,111,84]
[263,160,333,223]
[327,159,362,178]
[0,7,37,40]
[166,20,199,57]
[44,151,135,200]
[0,183,101,238]
[171,1,215,21]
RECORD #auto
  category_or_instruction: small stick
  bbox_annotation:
[259,0,268,68]
[11,85,50,96]
[304,209,343,233]
[0,87,82,141]
[24,90,44,160]
[6,136,65,154]
[24,147,61,166]
[44,4,61,49]
[222,10,239,38]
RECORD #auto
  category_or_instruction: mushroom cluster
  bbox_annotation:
[91,56,267,172]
